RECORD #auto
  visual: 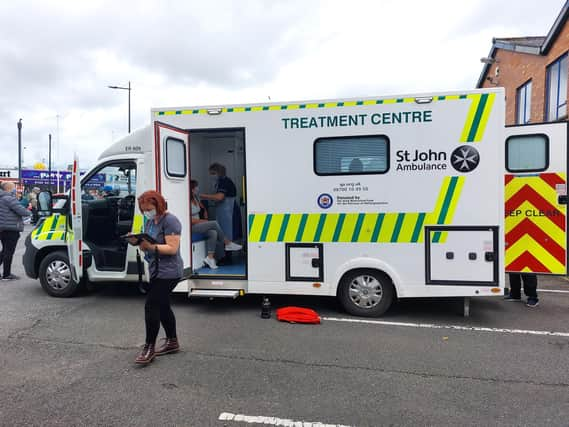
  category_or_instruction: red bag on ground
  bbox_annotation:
[276,307,321,324]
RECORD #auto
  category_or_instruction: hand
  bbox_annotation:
[125,234,138,245]
[139,240,154,251]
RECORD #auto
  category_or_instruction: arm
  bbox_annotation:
[200,192,225,202]
[199,201,208,220]
[8,196,32,217]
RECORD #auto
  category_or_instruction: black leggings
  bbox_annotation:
[145,278,179,344]
[0,230,20,277]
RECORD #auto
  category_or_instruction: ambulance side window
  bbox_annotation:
[314,135,389,175]
[506,134,549,172]
[165,137,186,178]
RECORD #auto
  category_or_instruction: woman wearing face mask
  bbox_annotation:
[131,190,183,365]
[199,163,242,242]
[190,180,241,269]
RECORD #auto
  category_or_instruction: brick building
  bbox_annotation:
[477,1,569,125]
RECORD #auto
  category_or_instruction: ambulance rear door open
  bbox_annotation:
[505,122,568,275]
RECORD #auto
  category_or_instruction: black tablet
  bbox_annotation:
[121,233,157,245]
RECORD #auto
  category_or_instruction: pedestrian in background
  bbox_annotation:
[505,273,539,307]
[0,181,32,280]
[29,187,41,225]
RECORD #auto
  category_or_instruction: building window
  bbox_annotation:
[314,135,389,176]
[506,134,549,172]
[516,80,532,124]
[546,54,568,121]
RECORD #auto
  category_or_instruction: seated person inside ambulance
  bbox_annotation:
[199,163,242,242]
[191,179,242,270]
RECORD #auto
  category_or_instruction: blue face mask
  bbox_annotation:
[11,189,17,196]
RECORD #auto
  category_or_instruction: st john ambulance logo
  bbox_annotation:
[451,145,480,173]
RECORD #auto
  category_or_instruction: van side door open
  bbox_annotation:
[153,122,192,277]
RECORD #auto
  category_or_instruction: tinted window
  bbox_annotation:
[314,135,389,175]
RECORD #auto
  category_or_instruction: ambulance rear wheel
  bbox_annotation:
[338,269,394,317]
[39,251,81,298]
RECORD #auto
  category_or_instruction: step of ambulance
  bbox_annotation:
[189,289,243,299]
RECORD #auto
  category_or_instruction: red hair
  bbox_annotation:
[137,190,167,215]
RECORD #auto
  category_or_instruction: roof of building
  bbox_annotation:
[476,1,569,88]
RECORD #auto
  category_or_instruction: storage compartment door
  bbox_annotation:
[426,226,498,285]
[285,243,323,282]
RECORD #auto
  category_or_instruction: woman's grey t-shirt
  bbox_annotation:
[144,213,183,279]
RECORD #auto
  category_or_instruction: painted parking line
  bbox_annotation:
[218,412,352,426]
[539,289,569,294]
[322,317,569,337]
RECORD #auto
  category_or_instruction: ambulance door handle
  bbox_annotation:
[558,195,568,205]
[484,252,495,262]
[311,258,321,268]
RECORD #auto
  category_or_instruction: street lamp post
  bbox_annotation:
[48,133,52,192]
[17,119,22,187]
[108,81,131,133]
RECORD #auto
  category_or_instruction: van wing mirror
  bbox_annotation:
[38,191,53,215]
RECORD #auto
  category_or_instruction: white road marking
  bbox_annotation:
[539,289,569,294]
[218,412,352,426]
[322,317,569,337]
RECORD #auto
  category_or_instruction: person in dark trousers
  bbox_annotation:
[505,273,539,307]
[129,190,183,365]
[0,181,32,280]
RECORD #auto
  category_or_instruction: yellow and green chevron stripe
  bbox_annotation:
[249,176,464,244]
[31,214,68,241]
[460,93,496,143]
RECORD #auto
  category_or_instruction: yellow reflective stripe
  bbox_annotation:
[249,214,266,242]
[301,214,320,241]
[378,213,397,242]
[283,214,302,241]
[474,92,496,142]
[460,94,481,142]
[359,213,379,242]
[132,214,144,233]
[319,214,340,242]
[444,176,465,224]
[338,213,359,242]
[265,213,285,241]
[397,213,419,243]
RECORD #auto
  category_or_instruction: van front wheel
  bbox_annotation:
[338,270,394,317]
[39,251,81,297]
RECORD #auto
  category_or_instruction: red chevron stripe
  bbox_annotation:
[506,218,565,265]
[505,185,565,230]
[507,251,549,273]
[540,173,565,189]
[505,174,514,185]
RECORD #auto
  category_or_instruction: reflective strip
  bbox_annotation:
[132,214,144,233]
[505,173,567,274]
[154,93,479,116]
[459,93,495,143]
[249,176,465,243]
[32,214,68,241]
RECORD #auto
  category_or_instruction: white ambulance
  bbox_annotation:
[24,88,509,317]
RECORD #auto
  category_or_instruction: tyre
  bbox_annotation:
[338,269,395,317]
[38,251,82,297]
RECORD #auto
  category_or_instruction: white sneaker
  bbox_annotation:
[225,242,242,251]
[203,257,218,269]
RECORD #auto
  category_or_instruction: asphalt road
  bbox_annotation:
[2,227,569,426]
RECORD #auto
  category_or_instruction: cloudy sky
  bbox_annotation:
[0,0,562,169]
